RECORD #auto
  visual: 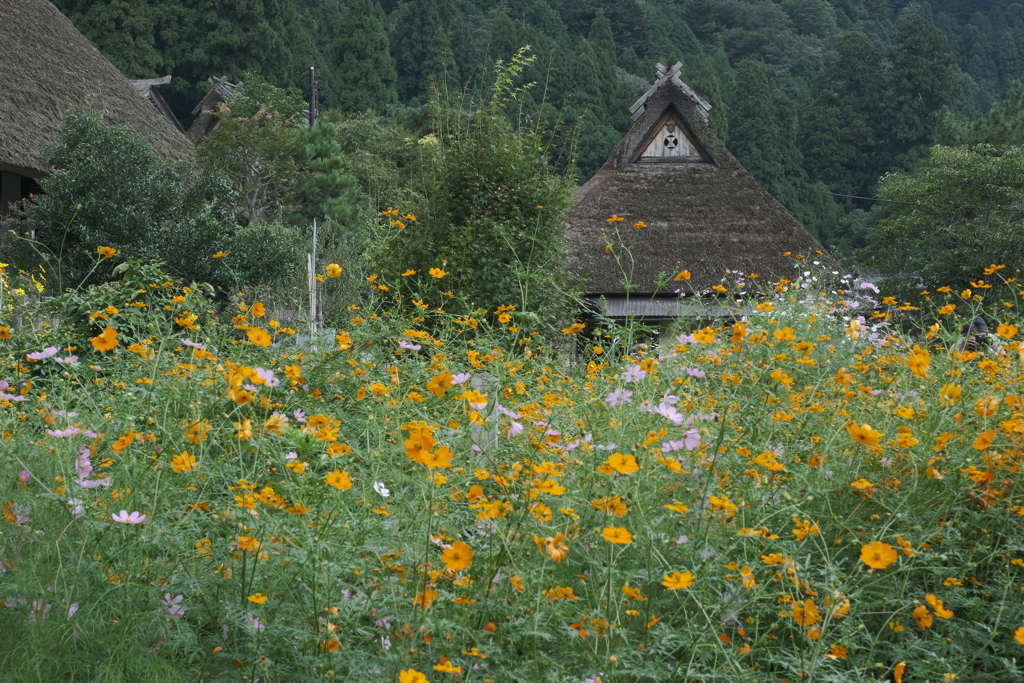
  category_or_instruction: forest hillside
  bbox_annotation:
[52,0,1024,254]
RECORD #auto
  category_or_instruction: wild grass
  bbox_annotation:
[2,258,1024,682]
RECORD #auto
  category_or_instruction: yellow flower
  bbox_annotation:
[246,328,272,347]
[938,304,956,314]
[792,599,820,626]
[433,657,461,673]
[234,418,252,441]
[860,541,897,569]
[90,326,119,352]
[1015,626,1024,645]
[96,246,117,258]
[170,452,198,473]
[399,669,429,683]
[997,322,1018,338]
[939,383,962,405]
[412,588,438,610]
[621,584,647,601]
[602,526,632,545]
[597,452,639,475]
[847,423,883,447]
[212,251,229,258]
[429,267,446,278]
[247,592,268,604]
[325,263,342,278]
[562,323,585,335]
[633,221,646,229]
[661,570,695,590]
[325,469,352,490]
[973,429,997,450]
[606,214,624,222]
[402,269,416,276]
[673,270,691,281]
[441,541,473,571]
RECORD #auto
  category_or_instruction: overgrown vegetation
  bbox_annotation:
[3,254,1024,681]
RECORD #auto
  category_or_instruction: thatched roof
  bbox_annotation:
[567,63,830,297]
[0,0,194,177]
[187,76,243,141]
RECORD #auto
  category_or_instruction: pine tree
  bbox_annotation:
[800,31,886,197]
[391,0,461,103]
[886,13,962,159]
[330,0,397,113]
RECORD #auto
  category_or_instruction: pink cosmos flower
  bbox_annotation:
[620,365,647,383]
[27,347,58,361]
[605,388,632,406]
[111,510,146,524]
[254,367,280,387]
[397,340,422,350]
[507,421,524,437]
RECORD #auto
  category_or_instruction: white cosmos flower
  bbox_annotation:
[374,482,390,498]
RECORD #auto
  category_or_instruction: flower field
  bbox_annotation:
[3,259,1024,682]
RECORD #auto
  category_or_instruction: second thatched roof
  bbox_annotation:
[0,0,194,177]
[567,63,829,297]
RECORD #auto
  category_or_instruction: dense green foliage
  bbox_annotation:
[52,0,1024,260]
[369,51,578,328]
[862,144,1024,294]
[5,258,1024,680]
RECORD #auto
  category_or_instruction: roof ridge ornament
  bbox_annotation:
[628,62,711,122]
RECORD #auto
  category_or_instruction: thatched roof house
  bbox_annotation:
[129,76,185,134]
[187,76,243,141]
[567,63,829,321]
[0,0,193,213]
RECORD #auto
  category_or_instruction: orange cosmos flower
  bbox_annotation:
[212,251,229,258]
[441,541,473,571]
[860,541,898,569]
[597,452,639,475]
[621,584,647,601]
[247,593,268,604]
[661,570,695,590]
[412,588,437,610]
[433,657,461,673]
[602,526,632,545]
[973,429,997,451]
[792,599,820,626]
[740,566,756,589]
[426,372,454,397]
[847,422,883,447]
[90,326,118,352]
[170,452,198,473]
[325,263,342,278]
[246,328,272,347]
[399,669,429,683]
[673,270,691,281]
[325,470,352,490]
[913,604,933,630]
[428,267,446,278]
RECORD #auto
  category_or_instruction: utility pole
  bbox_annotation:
[309,66,318,127]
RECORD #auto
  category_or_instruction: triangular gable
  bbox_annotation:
[631,109,711,163]
[629,62,710,122]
